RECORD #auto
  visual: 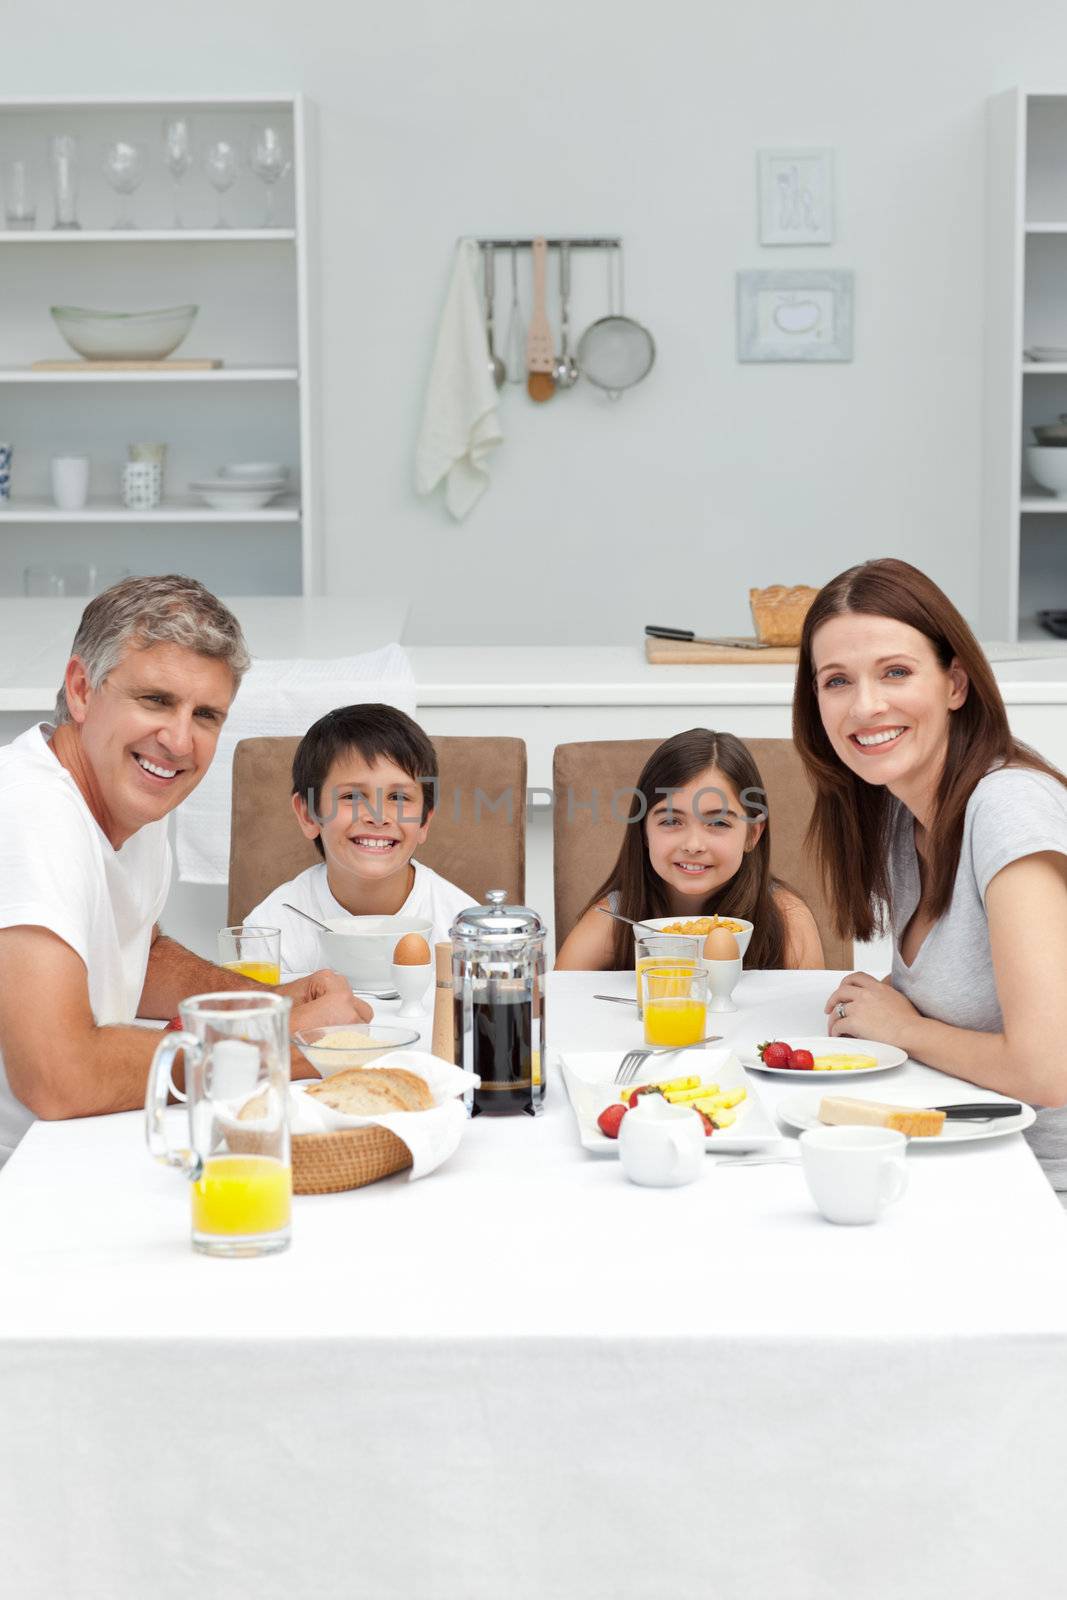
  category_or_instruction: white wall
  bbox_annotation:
[2,0,1066,642]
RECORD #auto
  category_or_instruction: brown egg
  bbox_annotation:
[704,926,740,961]
[393,932,431,966]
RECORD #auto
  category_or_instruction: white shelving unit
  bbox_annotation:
[0,94,315,598]
[983,88,1067,642]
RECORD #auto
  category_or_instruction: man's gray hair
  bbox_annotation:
[54,574,251,724]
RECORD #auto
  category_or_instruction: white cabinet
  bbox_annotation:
[0,93,315,597]
[983,88,1067,643]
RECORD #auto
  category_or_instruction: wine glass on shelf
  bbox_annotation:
[249,125,291,228]
[102,140,145,230]
[162,117,194,229]
[204,138,240,229]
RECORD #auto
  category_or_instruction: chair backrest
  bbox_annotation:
[228,734,527,924]
[551,737,853,970]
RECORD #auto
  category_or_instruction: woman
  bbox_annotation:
[793,557,1067,1199]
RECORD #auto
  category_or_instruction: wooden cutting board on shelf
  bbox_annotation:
[31,358,223,371]
[645,637,799,665]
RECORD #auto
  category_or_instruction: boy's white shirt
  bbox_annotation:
[248,858,474,978]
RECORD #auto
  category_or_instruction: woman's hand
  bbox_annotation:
[824,971,921,1049]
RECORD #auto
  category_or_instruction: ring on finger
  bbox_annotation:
[836,1002,847,1020]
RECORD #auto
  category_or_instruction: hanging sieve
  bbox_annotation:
[576,242,655,399]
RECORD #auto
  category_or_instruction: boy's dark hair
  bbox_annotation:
[292,703,438,859]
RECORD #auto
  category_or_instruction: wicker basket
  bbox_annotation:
[228,1123,412,1195]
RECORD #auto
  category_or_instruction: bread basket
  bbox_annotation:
[227,1122,412,1195]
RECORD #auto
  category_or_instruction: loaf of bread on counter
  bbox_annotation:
[748,584,819,646]
[818,1096,946,1137]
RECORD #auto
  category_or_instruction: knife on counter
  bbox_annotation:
[645,625,772,652]
[933,1102,1023,1120]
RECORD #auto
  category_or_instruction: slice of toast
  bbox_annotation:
[818,1095,945,1137]
[305,1066,434,1115]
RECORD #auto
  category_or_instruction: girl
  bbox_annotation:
[555,729,824,970]
[793,557,1067,1200]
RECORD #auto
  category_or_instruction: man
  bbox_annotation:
[0,575,370,1166]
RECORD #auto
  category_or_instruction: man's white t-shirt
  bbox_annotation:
[248,858,474,978]
[0,724,172,1165]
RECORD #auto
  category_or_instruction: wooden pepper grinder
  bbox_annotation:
[431,941,455,1063]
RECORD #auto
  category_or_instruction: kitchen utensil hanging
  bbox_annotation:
[505,245,526,384]
[577,242,655,399]
[554,241,579,390]
[526,236,556,402]
[483,243,505,389]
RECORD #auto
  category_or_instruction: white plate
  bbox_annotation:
[776,1088,1036,1144]
[740,1035,907,1080]
[559,1047,778,1155]
[1025,346,1067,362]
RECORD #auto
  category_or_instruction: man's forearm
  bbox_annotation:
[138,933,267,1019]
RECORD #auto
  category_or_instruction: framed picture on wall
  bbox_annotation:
[758,149,834,245]
[736,269,854,363]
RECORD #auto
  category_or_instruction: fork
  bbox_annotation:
[614,1034,723,1086]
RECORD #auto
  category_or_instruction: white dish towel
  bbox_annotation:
[175,644,417,885]
[415,237,503,520]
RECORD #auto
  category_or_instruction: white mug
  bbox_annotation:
[618,1093,704,1187]
[799,1125,908,1225]
[50,455,89,510]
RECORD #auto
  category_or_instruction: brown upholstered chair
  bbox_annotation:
[551,738,853,971]
[228,735,527,924]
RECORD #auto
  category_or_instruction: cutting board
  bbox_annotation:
[31,358,223,371]
[645,637,799,665]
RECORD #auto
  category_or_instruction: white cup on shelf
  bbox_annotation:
[50,455,90,510]
[799,1126,908,1225]
[121,460,162,511]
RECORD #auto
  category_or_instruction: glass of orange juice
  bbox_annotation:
[633,932,702,1019]
[641,963,709,1048]
[218,924,281,986]
[145,990,292,1257]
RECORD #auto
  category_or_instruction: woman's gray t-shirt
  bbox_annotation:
[886,766,1067,1195]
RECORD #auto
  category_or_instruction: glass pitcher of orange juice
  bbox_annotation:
[145,991,292,1257]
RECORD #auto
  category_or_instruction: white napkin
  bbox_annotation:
[415,238,503,520]
[175,645,416,884]
[291,1049,479,1182]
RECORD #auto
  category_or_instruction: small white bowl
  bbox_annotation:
[190,477,287,511]
[1027,446,1067,497]
[219,462,290,481]
[319,915,434,991]
[292,1023,421,1077]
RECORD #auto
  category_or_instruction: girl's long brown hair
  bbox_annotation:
[793,557,1067,941]
[587,729,788,970]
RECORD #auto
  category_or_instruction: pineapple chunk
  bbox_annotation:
[664,1082,720,1104]
[711,1107,737,1128]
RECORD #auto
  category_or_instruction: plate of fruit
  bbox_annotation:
[740,1036,907,1079]
[558,1047,778,1154]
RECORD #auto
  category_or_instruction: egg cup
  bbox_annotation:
[705,956,743,1013]
[390,960,433,1018]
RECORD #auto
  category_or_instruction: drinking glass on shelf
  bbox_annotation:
[49,136,80,230]
[4,159,36,230]
[102,140,145,229]
[162,116,194,228]
[204,138,240,228]
[218,925,282,986]
[249,125,291,227]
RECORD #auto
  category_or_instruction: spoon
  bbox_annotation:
[596,905,658,934]
[483,242,505,389]
[594,993,638,1005]
[553,241,579,389]
[505,244,525,383]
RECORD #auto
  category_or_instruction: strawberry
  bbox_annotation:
[790,1049,815,1071]
[695,1108,716,1136]
[758,1040,793,1070]
[597,1103,628,1139]
[627,1085,664,1109]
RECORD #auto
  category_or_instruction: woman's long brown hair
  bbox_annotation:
[586,729,788,970]
[793,557,1067,941]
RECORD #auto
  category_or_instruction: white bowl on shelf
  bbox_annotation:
[218,462,289,481]
[190,477,288,511]
[50,304,198,361]
[1027,446,1067,498]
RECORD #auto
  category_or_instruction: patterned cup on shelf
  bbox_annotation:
[121,460,162,511]
[0,443,12,505]
[128,441,167,464]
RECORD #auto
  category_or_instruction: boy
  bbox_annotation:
[247,704,474,978]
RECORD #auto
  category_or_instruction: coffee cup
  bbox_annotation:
[799,1125,908,1225]
[50,455,89,511]
[618,1092,704,1187]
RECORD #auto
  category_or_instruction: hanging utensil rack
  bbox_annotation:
[472,237,621,250]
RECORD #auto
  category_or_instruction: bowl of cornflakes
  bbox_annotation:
[639,914,753,961]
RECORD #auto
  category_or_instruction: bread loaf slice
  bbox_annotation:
[749,584,819,646]
[305,1066,434,1115]
[818,1096,945,1137]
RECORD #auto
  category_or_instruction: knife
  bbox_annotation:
[932,1102,1023,1120]
[645,625,772,652]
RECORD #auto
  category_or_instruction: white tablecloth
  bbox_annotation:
[2,970,1067,1599]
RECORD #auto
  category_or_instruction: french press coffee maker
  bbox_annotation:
[452,890,546,1116]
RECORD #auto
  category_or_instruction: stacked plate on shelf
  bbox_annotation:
[190,462,290,511]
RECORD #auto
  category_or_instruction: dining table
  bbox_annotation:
[2,967,1067,1600]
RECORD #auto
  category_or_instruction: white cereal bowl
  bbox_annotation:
[637,915,754,962]
[1027,446,1067,498]
[319,915,434,991]
[51,304,198,361]
[292,1023,421,1077]
[219,462,289,480]
[190,477,287,511]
